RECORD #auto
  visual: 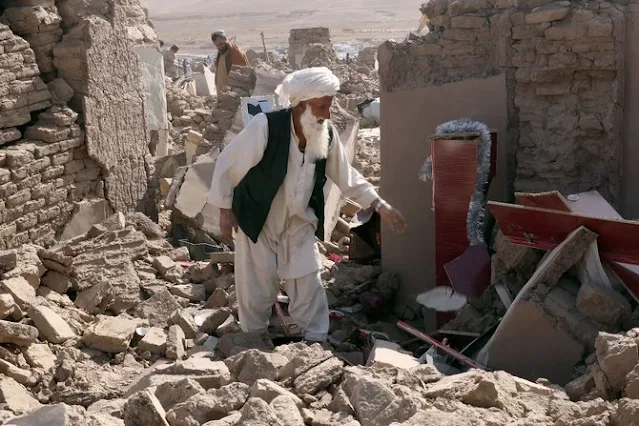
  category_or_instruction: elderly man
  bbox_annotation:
[207,67,406,343]
[211,30,249,93]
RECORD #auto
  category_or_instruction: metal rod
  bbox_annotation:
[396,321,487,370]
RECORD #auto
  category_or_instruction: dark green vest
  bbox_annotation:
[232,109,333,243]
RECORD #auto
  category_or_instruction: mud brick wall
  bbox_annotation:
[1,0,63,82]
[379,0,628,205]
[1,0,159,250]
[0,106,102,249]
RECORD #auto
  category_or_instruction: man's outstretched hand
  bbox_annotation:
[378,203,406,233]
[220,208,238,240]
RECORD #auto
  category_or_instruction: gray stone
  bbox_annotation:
[0,320,38,346]
[40,271,71,294]
[123,390,170,426]
[137,327,167,355]
[199,308,232,334]
[133,290,183,329]
[576,282,632,326]
[250,379,304,407]
[237,398,282,426]
[166,382,249,426]
[82,316,137,353]
[225,349,288,385]
[270,395,304,426]
[168,309,198,339]
[1,277,36,311]
[0,250,17,270]
[293,357,344,396]
[0,376,42,415]
[155,378,205,411]
[29,306,76,344]
[525,3,571,24]
[595,332,638,391]
[166,324,186,360]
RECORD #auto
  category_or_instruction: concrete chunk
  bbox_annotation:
[155,378,204,412]
[577,281,632,326]
[0,320,38,346]
[83,316,137,353]
[166,324,186,360]
[596,332,639,392]
[23,344,56,371]
[0,250,17,270]
[137,327,167,355]
[40,271,71,294]
[123,390,170,426]
[525,3,571,24]
[0,376,42,415]
[168,309,198,339]
[29,306,76,344]
[293,357,344,396]
[153,255,176,275]
[1,277,36,311]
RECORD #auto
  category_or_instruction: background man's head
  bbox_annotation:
[211,30,229,53]
[170,45,179,53]
[159,40,164,48]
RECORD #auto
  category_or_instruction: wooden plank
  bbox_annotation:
[432,138,479,327]
[488,201,639,265]
[515,191,572,212]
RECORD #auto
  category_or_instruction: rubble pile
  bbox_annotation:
[288,27,336,70]
[165,66,256,155]
[356,47,377,70]
[352,128,381,186]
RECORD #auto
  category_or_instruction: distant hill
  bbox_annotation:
[142,0,420,54]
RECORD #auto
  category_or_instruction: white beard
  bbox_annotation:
[300,108,329,162]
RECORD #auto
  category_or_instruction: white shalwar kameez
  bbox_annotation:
[207,113,379,341]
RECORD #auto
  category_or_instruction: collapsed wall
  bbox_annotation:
[380,0,627,204]
[288,27,337,69]
[0,0,160,249]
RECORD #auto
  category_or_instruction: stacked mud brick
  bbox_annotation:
[381,0,626,203]
[0,106,103,249]
[1,0,63,82]
[0,23,51,146]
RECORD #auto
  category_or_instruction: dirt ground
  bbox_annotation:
[142,0,420,55]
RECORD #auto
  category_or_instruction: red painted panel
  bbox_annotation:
[609,263,639,304]
[489,202,639,265]
[432,139,479,327]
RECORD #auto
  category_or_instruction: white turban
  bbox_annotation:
[275,67,340,108]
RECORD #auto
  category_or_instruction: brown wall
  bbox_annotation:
[622,1,639,218]
[380,74,508,329]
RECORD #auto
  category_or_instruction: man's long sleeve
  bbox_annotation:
[325,129,379,209]
[207,113,269,209]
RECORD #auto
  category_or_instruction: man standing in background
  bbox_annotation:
[211,30,249,94]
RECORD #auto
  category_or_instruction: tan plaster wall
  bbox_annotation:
[380,74,508,328]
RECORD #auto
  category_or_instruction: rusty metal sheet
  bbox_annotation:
[489,201,639,265]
